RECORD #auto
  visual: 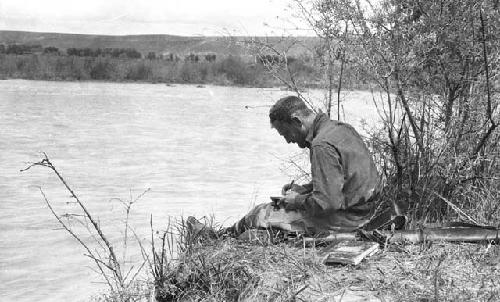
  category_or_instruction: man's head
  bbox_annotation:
[269,96,315,148]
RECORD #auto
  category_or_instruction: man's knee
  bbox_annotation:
[231,203,272,235]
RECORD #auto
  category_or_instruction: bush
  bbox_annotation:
[178,62,202,83]
[125,61,152,81]
[299,0,500,225]
[215,56,254,85]
[90,60,115,80]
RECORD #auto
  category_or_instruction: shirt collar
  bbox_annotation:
[305,112,329,147]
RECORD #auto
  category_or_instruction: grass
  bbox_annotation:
[153,234,500,302]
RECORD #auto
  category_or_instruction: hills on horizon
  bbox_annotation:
[0,30,317,57]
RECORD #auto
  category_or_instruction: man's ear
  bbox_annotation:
[290,113,303,127]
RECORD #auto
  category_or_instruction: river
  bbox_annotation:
[0,80,380,301]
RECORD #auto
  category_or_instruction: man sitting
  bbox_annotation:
[229,95,381,235]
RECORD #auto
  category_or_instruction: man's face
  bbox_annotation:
[272,120,307,148]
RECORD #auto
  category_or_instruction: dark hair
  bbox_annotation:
[269,95,312,123]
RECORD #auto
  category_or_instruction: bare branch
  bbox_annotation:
[245,39,317,111]
[431,191,479,225]
[40,188,116,291]
[472,9,498,156]
[25,154,124,285]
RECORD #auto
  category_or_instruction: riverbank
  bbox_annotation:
[0,53,320,88]
[147,235,500,301]
[0,53,377,90]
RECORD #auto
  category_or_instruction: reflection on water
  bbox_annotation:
[0,80,379,301]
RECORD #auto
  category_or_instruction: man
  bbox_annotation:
[229,95,381,235]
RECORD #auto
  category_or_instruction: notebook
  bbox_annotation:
[321,241,379,265]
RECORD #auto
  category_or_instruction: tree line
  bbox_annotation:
[0,41,337,87]
[1,43,143,59]
[1,43,218,62]
[0,50,323,87]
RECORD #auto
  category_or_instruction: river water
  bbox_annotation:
[0,80,379,301]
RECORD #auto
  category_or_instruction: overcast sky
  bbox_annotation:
[0,0,311,36]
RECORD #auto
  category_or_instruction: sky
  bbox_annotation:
[0,0,311,36]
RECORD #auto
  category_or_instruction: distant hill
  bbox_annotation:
[0,30,317,57]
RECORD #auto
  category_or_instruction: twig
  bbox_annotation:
[110,188,150,271]
[40,188,115,291]
[433,254,446,302]
[247,39,316,111]
[291,284,309,300]
[130,226,154,277]
[472,9,498,156]
[126,259,147,288]
[431,191,479,225]
[23,153,123,284]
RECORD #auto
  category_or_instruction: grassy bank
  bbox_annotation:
[147,233,500,302]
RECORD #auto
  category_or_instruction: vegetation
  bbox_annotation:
[281,0,500,227]
[20,0,500,301]
[0,41,325,87]
[24,153,500,301]
[0,51,323,86]
[22,154,152,301]
[152,235,500,302]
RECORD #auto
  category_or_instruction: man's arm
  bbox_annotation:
[282,182,313,195]
[299,182,313,194]
[289,144,345,214]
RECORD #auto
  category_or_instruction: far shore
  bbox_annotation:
[0,52,374,91]
[0,76,376,93]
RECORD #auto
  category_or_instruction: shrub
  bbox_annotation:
[90,59,115,80]
[178,62,202,83]
[215,56,254,85]
[296,0,500,224]
[125,61,152,81]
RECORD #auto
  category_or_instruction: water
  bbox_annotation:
[0,80,380,301]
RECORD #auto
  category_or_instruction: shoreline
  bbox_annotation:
[0,77,377,93]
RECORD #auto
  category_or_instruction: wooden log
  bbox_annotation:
[388,227,500,243]
[303,227,499,245]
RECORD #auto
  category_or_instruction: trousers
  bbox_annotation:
[231,202,372,235]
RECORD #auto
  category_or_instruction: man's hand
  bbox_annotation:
[282,191,303,211]
[281,183,306,195]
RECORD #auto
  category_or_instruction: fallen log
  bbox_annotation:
[303,227,500,245]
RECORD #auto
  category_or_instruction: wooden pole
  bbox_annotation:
[303,227,499,245]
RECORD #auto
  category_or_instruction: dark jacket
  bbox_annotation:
[296,113,380,228]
